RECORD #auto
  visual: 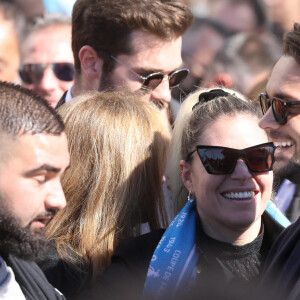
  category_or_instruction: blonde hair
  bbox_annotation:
[46,90,170,278]
[169,87,258,213]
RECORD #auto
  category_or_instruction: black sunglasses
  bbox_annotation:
[186,142,276,175]
[259,93,300,125]
[110,55,189,92]
[19,63,75,84]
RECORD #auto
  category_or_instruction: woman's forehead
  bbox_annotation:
[199,114,267,147]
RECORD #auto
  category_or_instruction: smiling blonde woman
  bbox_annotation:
[82,88,290,300]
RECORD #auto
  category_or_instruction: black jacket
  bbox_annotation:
[4,254,65,300]
[38,243,89,299]
[55,91,67,109]
[72,212,284,300]
[261,217,300,300]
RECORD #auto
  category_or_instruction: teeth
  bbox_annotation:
[274,141,292,147]
[223,191,254,199]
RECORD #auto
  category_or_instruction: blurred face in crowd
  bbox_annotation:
[262,0,300,32]
[0,15,20,83]
[259,55,300,183]
[180,25,226,94]
[209,0,258,33]
[102,31,184,123]
[181,114,273,244]
[20,25,74,108]
[0,133,70,259]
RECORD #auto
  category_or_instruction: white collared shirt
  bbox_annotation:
[65,86,73,104]
[0,256,26,300]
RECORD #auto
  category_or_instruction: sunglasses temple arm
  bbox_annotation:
[110,55,143,81]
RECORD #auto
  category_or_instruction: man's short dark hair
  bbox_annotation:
[0,81,64,137]
[284,23,300,65]
[71,0,193,72]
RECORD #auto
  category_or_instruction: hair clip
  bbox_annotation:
[192,89,230,110]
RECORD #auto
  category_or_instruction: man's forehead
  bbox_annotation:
[125,30,183,71]
[22,26,73,63]
[267,55,300,100]
[0,133,69,170]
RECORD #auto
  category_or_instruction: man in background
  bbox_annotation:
[203,31,281,98]
[56,0,193,124]
[258,23,300,299]
[0,0,26,83]
[19,14,74,108]
[0,81,70,299]
[173,17,230,100]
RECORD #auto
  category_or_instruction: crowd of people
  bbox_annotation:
[1,0,300,299]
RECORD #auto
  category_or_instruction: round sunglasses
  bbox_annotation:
[19,63,75,84]
[259,93,300,125]
[110,55,189,92]
[186,142,276,175]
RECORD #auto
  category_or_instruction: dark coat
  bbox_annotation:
[4,254,65,300]
[261,217,300,300]
[43,212,282,300]
[55,91,67,109]
[76,213,283,300]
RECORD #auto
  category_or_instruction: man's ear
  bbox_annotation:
[78,45,104,80]
[179,160,194,194]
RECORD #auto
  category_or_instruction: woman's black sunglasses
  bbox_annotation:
[186,142,276,175]
[19,62,75,84]
[259,93,300,125]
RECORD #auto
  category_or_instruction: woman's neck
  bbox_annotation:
[200,217,262,246]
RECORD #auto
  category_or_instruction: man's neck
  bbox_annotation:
[72,73,100,98]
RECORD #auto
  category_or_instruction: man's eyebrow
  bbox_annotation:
[134,64,185,75]
[273,93,299,101]
[23,164,61,176]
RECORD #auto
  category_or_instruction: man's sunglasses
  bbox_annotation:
[19,63,75,84]
[186,142,276,175]
[110,55,189,92]
[259,93,300,125]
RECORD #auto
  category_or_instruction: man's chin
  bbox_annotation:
[273,159,300,184]
[0,214,48,261]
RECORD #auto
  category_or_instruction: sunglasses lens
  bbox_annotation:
[198,148,236,174]
[53,63,75,81]
[197,144,274,174]
[142,73,164,91]
[272,98,286,124]
[19,64,44,84]
[245,146,274,171]
[260,94,270,115]
[169,69,189,88]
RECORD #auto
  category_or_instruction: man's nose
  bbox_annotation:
[259,107,281,131]
[44,180,66,211]
[36,67,58,91]
[150,79,172,104]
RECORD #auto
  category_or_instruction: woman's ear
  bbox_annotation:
[78,45,104,80]
[179,160,194,193]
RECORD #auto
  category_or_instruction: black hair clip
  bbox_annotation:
[192,89,230,110]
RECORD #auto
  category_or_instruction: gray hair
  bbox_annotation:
[25,13,71,36]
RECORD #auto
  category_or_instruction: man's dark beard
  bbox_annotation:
[99,59,116,91]
[0,212,48,261]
